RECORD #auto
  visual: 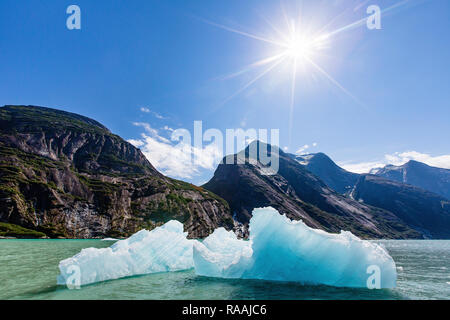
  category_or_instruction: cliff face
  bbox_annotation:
[292,153,359,194]
[0,105,234,238]
[351,175,450,239]
[203,142,421,239]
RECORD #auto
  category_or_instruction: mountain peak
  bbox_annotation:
[244,140,282,154]
[0,105,157,176]
[292,151,359,194]
[374,159,450,199]
[404,159,428,168]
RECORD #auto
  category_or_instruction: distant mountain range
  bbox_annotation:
[372,161,450,200]
[1,105,449,239]
[0,105,234,239]
[294,152,450,201]
[204,142,450,239]
[204,142,421,239]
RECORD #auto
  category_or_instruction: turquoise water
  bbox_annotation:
[0,240,449,300]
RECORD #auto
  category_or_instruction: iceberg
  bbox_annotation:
[57,207,397,289]
[193,207,397,288]
[193,228,253,279]
[101,237,119,241]
[57,220,194,286]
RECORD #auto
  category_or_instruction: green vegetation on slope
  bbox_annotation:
[0,222,46,238]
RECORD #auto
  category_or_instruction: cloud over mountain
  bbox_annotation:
[128,123,222,179]
[340,151,450,173]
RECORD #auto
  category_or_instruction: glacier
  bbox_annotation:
[194,207,397,288]
[57,220,194,286]
[57,207,397,288]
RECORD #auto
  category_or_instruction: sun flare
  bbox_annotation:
[284,34,324,61]
[202,1,409,144]
[280,22,328,63]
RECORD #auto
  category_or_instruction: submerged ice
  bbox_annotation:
[57,207,397,288]
[194,207,397,288]
[57,220,194,286]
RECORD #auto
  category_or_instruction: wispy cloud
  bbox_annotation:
[340,151,450,173]
[163,125,174,132]
[139,106,166,119]
[339,160,386,174]
[132,122,158,136]
[295,142,318,155]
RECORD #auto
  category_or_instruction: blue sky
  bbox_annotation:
[1,0,449,184]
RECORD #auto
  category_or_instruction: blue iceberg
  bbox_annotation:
[57,207,396,288]
[193,207,397,288]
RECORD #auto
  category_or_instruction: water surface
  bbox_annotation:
[0,240,448,300]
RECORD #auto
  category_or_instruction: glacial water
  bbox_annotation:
[0,240,449,300]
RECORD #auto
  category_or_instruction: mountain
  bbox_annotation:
[373,161,450,200]
[290,152,450,238]
[203,141,421,239]
[298,152,450,202]
[350,175,450,239]
[293,153,359,194]
[291,153,450,239]
[0,105,234,238]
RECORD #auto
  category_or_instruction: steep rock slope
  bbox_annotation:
[351,175,450,239]
[0,105,233,238]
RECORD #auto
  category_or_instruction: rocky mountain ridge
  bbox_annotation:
[203,142,422,239]
[350,174,450,239]
[373,160,450,200]
[0,105,234,238]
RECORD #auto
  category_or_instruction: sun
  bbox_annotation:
[201,3,387,143]
[281,22,329,64]
[203,0,415,147]
[285,35,317,61]
[285,36,312,59]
